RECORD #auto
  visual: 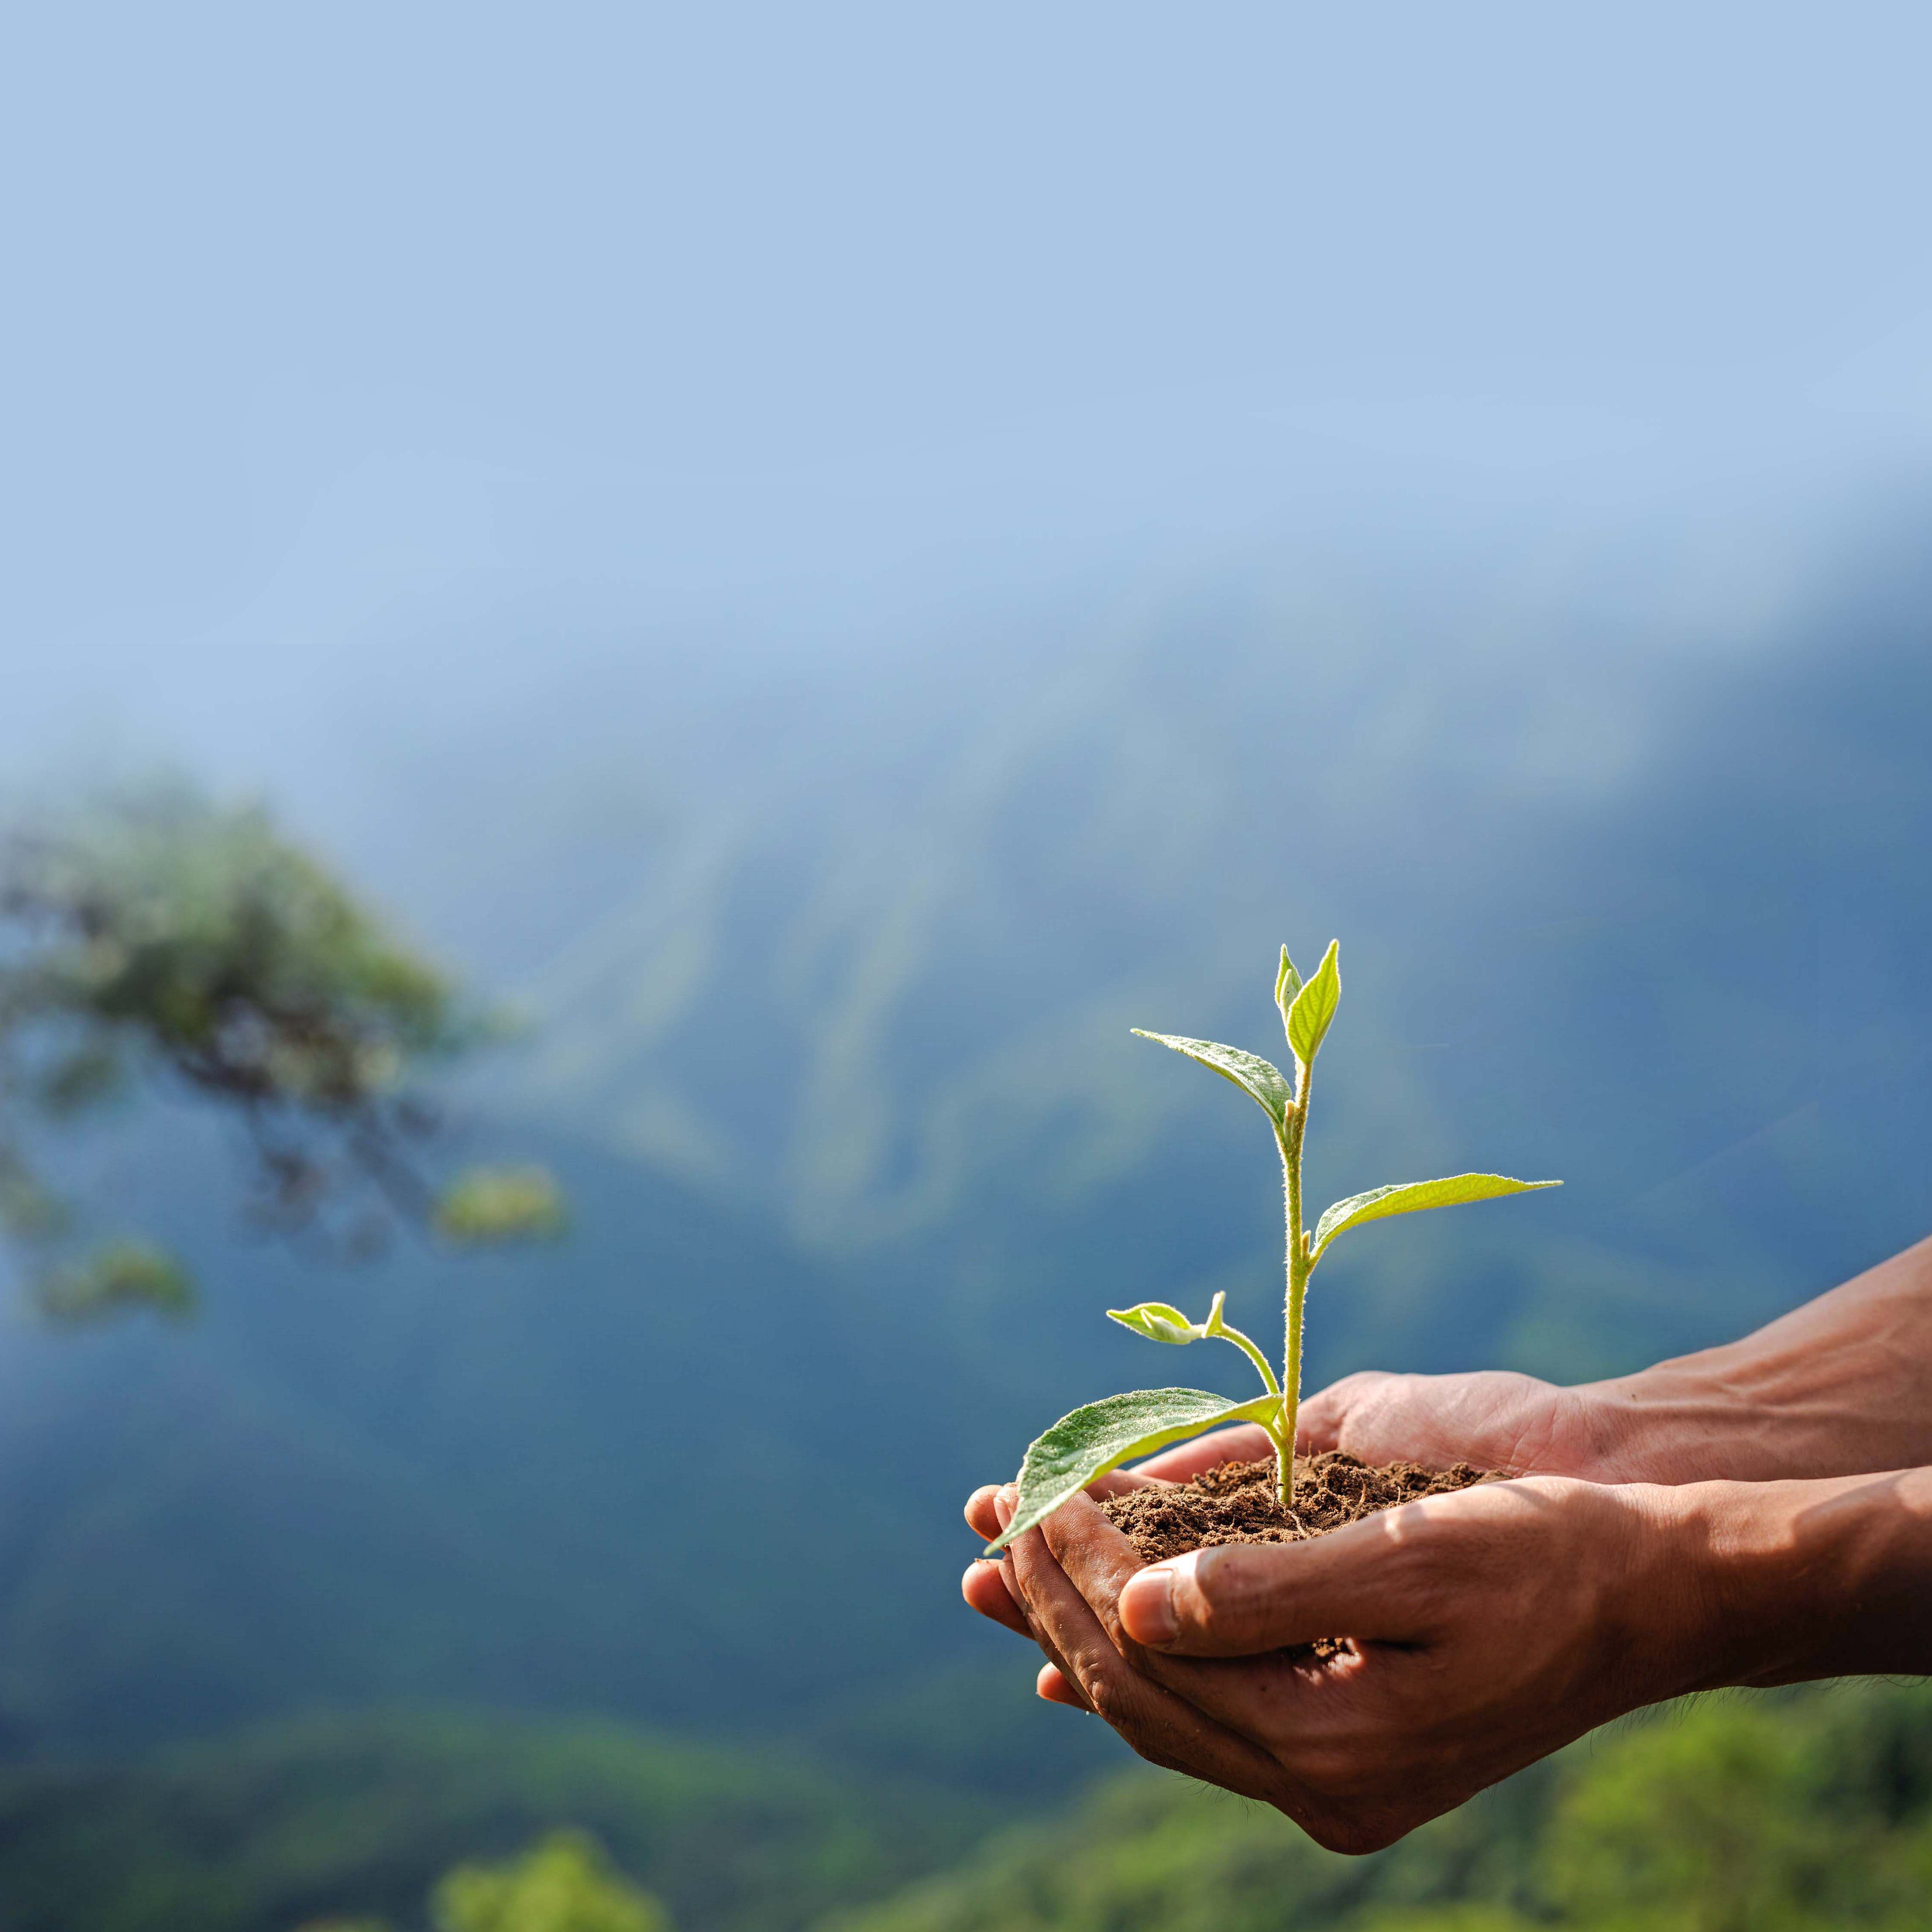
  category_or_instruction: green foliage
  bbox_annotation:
[832,1685,1932,1932]
[1540,1694,1932,1931]
[1,785,464,1104]
[990,1388,1284,1550]
[1285,937,1342,1066]
[0,1709,994,1932]
[1125,1032,1291,1130]
[435,1165,569,1243]
[0,1686,1923,1932]
[0,784,562,1312]
[1004,942,1558,1533]
[1311,1175,1562,1266]
[1273,944,1302,1026]
[819,1758,1522,1932]
[432,1829,670,1932]
[30,1236,194,1323]
[1105,1301,1198,1344]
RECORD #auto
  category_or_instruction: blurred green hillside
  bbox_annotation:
[5,529,1932,1756]
[0,1710,990,1932]
[828,1683,1932,1932]
[0,523,1929,1927]
[478,529,1932,1410]
[0,1685,1923,1931]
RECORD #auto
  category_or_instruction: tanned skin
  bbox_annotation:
[961,1235,1932,1853]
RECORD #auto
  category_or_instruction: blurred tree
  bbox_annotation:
[1540,1697,1919,1932]
[0,782,562,1319]
[1353,1913,1534,1932]
[430,1830,670,1932]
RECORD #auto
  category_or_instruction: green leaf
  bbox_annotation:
[32,1239,195,1324]
[1130,1031,1292,1128]
[985,1388,1283,1553]
[1286,939,1341,1065]
[434,1165,568,1243]
[1311,1172,1563,1264]
[1107,1302,1199,1344]
[1273,945,1302,1034]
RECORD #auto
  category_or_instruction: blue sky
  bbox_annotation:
[6,3,1932,766]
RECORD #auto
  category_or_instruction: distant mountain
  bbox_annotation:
[0,1708,999,1932]
[0,1121,1038,1758]
[2,504,1929,1765]
[479,509,1932,1396]
[829,1683,1932,1932]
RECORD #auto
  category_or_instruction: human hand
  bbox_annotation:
[1296,1367,1635,1478]
[968,1473,1701,1849]
[966,1462,1932,1850]
[1226,1231,1932,1488]
[957,1375,1610,1646]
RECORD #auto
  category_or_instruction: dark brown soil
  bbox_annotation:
[1100,1451,1493,1564]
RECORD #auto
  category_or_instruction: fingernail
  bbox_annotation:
[1121,1565,1178,1645]
[994,1486,1017,1530]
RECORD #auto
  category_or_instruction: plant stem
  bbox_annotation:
[1278,1064,1312,1510]
[1215,1322,1282,1398]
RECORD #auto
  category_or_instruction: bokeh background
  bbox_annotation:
[3,6,1931,1928]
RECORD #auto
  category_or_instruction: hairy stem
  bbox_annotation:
[1214,1322,1282,1398]
[1279,1063,1312,1509]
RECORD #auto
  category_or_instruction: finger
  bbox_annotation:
[1036,1661,1091,1711]
[961,1560,1033,1637]
[1038,1491,1379,1759]
[991,1488,1111,1698]
[1005,1509,1288,1801]
[965,1485,1006,1541]
[1117,1512,1428,1656]
[963,1546,1095,1712]
[1111,1423,1279,1489]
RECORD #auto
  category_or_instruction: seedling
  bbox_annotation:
[985,942,1558,1551]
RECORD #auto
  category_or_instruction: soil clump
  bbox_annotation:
[1100,1451,1492,1564]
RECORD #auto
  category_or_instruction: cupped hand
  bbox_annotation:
[960,1421,1280,1641]
[961,1370,1626,1653]
[981,1473,1709,1852]
[1296,1367,1637,1479]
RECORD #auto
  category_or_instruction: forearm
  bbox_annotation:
[1584,1234,1932,1482]
[1660,1465,1932,1691]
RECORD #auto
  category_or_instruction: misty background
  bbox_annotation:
[3,6,1932,1929]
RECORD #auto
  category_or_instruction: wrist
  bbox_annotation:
[1651,1468,1932,1690]
[1576,1345,1870,1485]
[1574,1364,1752,1483]
[1580,1238,1932,1484]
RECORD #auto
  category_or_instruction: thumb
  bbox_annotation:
[1118,1524,1410,1655]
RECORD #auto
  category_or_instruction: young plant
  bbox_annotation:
[984,941,1559,1551]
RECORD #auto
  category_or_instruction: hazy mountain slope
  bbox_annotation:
[0,1709,996,1932]
[477,514,1932,1400]
[0,1122,1008,1755]
[824,1684,1932,1932]
[2,508,1927,1765]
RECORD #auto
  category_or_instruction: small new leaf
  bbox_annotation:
[1311,1172,1563,1265]
[986,1388,1284,1553]
[1107,1302,1200,1344]
[1130,1031,1292,1129]
[1274,946,1303,1034]
[1286,939,1341,1066]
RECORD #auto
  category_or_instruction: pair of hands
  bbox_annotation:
[964,1240,1932,1850]
[963,1370,1697,1852]
[962,1362,1916,1853]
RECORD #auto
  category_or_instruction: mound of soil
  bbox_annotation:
[1100,1451,1493,1564]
